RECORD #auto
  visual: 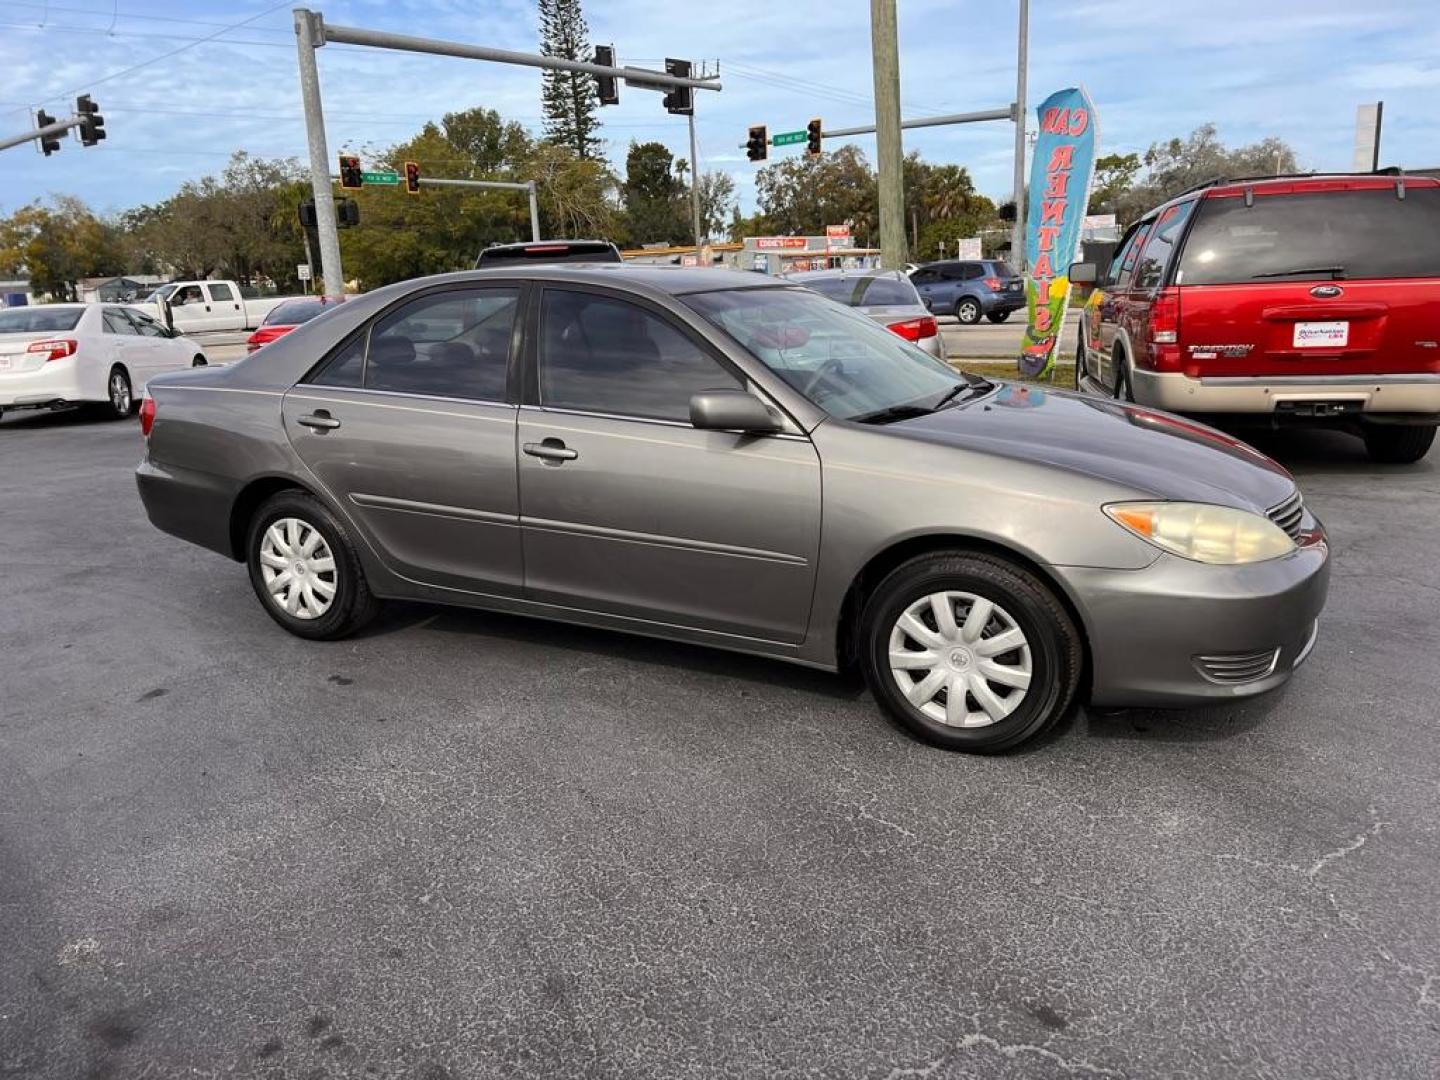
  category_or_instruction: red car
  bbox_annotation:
[246,296,345,353]
[1072,173,1440,463]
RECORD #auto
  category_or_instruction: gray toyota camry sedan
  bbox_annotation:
[136,265,1329,753]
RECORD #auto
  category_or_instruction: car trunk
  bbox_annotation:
[1177,279,1440,378]
[0,332,58,376]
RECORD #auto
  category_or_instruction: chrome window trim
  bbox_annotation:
[517,403,809,441]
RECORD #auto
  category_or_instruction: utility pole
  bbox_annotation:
[688,110,703,248]
[869,0,906,269]
[294,9,344,298]
[1010,0,1030,272]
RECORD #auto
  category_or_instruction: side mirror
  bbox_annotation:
[1068,262,1098,285]
[690,390,783,434]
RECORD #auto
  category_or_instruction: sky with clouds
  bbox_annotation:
[1,0,1436,221]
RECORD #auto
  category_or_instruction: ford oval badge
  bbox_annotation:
[1310,284,1344,298]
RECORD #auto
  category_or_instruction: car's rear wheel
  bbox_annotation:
[246,490,379,640]
[1362,423,1436,465]
[955,298,982,325]
[102,366,132,420]
[1114,351,1135,403]
[192,354,207,367]
[986,310,1011,324]
[859,552,1082,753]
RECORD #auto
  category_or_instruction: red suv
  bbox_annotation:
[1072,173,1440,463]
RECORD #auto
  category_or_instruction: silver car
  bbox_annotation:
[136,266,1329,753]
[787,268,943,357]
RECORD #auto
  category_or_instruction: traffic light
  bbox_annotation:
[663,58,693,116]
[76,94,105,147]
[806,117,823,158]
[336,198,360,227]
[593,45,619,106]
[746,125,768,163]
[35,109,61,156]
[338,154,363,189]
[404,161,421,195]
[298,201,318,228]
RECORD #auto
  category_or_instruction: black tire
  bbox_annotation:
[101,366,133,420]
[986,310,1011,324]
[1362,424,1436,465]
[1114,350,1135,403]
[859,552,1083,753]
[192,354,207,367]
[245,490,380,641]
[954,297,982,325]
[1074,334,1088,390]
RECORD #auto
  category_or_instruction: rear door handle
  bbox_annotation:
[298,412,341,431]
[523,440,578,462]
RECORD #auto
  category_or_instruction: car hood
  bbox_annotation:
[892,382,1297,511]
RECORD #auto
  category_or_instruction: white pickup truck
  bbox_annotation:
[137,280,304,334]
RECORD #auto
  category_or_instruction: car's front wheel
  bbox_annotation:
[246,490,380,640]
[1362,423,1436,464]
[192,354,207,367]
[860,552,1082,753]
[955,297,982,325]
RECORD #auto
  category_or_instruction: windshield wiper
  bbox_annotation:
[931,373,994,412]
[851,403,934,425]
[1252,265,1346,279]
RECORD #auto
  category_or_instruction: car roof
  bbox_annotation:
[413,263,792,298]
[787,268,906,281]
[1155,172,1440,211]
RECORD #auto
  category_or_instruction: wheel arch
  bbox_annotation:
[834,532,1093,697]
[227,475,316,561]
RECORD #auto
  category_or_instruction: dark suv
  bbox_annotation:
[910,259,1025,324]
[1072,173,1440,463]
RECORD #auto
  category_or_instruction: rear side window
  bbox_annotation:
[1178,187,1440,285]
[102,310,137,335]
[1132,200,1196,290]
[539,289,741,422]
[209,283,235,302]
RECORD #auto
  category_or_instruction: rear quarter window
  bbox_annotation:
[1178,186,1440,284]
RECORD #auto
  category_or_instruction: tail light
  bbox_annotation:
[887,316,938,342]
[139,396,156,438]
[1149,287,1182,371]
[983,277,1002,291]
[27,338,77,361]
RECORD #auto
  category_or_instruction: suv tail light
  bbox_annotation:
[1149,287,1182,371]
[887,316,938,342]
[139,396,156,438]
[27,338,77,361]
[983,277,1002,291]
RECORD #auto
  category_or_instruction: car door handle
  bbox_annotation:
[297,412,341,431]
[523,440,578,463]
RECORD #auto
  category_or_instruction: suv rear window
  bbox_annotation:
[475,241,621,268]
[1177,187,1440,285]
[989,262,1016,278]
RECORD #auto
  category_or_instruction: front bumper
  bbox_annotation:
[1132,369,1440,418]
[1066,530,1330,708]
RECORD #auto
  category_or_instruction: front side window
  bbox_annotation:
[173,286,203,306]
[685,287,965,423]
[539,290,741,422]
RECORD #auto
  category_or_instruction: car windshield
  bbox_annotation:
[264,299,342,326]
[684,287,969,422]
[0,307,84,333]
[798,274,921,307]
[145,284,176,302]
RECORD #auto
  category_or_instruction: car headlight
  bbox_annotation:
[1104,502,1296,564]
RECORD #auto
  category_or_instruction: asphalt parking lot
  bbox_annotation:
[2,408,1437,1079]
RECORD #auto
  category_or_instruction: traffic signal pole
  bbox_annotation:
[294,9,345,299]
[1011,0,1030,271]
[0,114,80,154]
[688,111,703,247]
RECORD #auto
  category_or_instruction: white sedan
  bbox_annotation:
[0,303,207,421]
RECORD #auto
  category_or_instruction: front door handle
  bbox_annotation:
[297,412,341,431]
[523,439,578,463]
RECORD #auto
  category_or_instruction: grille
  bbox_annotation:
[1194,648,1282,685]
[1267,492,1305,541]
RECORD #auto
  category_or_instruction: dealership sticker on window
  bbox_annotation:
[1294,321,1349,348]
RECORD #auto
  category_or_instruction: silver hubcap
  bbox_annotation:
[110,374,129,413]
[258,517,337,620]
[888,591,1033,728]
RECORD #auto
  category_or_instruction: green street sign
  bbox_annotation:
[771,130,807,147]
[362,171,400,186]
